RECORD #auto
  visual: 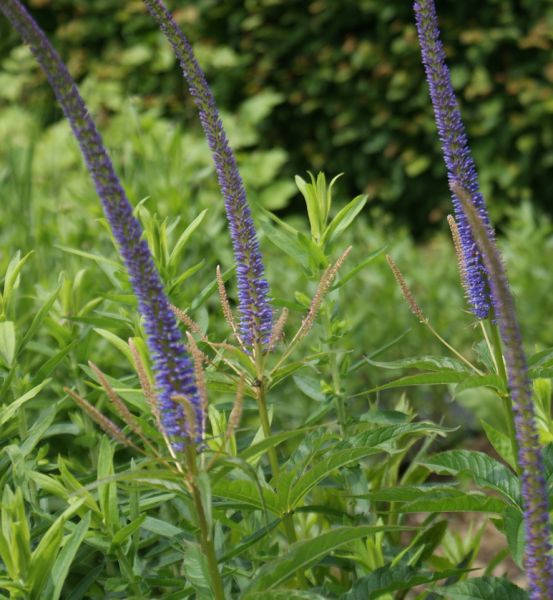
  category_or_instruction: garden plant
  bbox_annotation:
[0,0,552,598]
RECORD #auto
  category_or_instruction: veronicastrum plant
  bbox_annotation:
[0,0,551,598]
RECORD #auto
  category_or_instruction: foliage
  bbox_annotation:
[4,1,553,232]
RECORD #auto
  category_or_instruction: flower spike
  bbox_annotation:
[414,0,492,319]
[453,182,553,598]
[0,0,202,446]
[142,0,272,348]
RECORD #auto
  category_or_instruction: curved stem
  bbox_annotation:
[487,318,519,470]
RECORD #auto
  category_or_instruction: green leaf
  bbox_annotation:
[0,321,16,366]
[503,506,525,567]
[343,565,461,598]
[213,479,279,514]
[419,450,521,506]
[18,284,59,355]
[2,251,34,311]
[182,541,214,600]
[240,428,313,462]
[243,526,407,595]
[110,515,146,548]
[435,576,528,599]
[367,371,467,393]
[365,355,471,373]
[0,378,51,425]
[97,436,119,532]
[93,329,134,365]
[169,209,208,265]
[364,485,505,514]
[248,592,328,600]
[481,420,516,469]
[32,340,78,385]
[260,219,308,268]
[455,374,506,395]
[49,512,91,600]
[323,194,367,245]
[219,519,281,563]
[29,500,86,593]
[141,517,184,539]
[287,446,383,510]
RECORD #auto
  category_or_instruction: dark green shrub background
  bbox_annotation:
[1,0,553,234]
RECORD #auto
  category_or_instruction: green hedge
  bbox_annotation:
[2,0,553,232]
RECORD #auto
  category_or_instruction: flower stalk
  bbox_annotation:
[453,181,553,598]
[143,0,272,348]
[414,0,493,319]
[0,0,202,445]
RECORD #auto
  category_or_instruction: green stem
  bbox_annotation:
[185,448,225,600]
[487,318,519,468]
[253,345,308,587]
[323,308,346,433]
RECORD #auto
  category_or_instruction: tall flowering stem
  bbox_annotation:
[143,0,272,348]
[453,182,553,599]
[414,0,492,319]
[0,0,201,445]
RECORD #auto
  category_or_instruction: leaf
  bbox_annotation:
[243,526,407,595]
[97,437,119,531]
[2,251,34,310]
[0,378,51,425]
[342,565,461,598]
[110,515,146,548]
[49,512,91,600]
[18,284,59,355]
[213,479,279,514]
[260,219,308,268]
[248,592,328,600]
[365,355,471,373]
[481,420,516,469]
[293,374,325,402]
[219,519,281,562]
[455,374,506,395]
[0,321,16,366]
[141,517,184,539]
[31,340,78,385]
[287,446,383,510]
[323,194,367,245]
[364,485,505,514]
[182,541,214,600]
[435,576,528,599]
[169,209,208,264]
[367,371,467,393]
[93,329,134,365]
[240,428,313,462]
[29,500,86,593]
[503,506,525,568]
[419,450,521,506]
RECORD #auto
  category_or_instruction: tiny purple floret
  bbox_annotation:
[414,0,492,319]
[143,0,272,348]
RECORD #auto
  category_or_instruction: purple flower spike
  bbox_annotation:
[143,0,272,348]
[414,0,492,319]
[0,0,202,445]
[454,182,553,599]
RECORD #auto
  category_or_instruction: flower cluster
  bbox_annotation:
[143,0,272,348]
[0,0,202,445]
[453,183,553,599]
[414,0,492,320]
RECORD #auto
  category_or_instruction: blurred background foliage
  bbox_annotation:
[2,0,553,231]
[1,0,553,427]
